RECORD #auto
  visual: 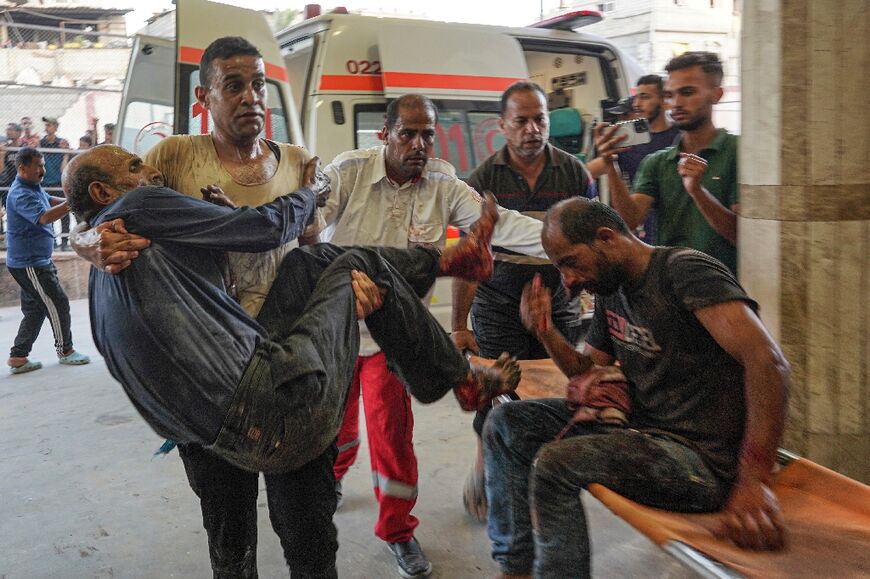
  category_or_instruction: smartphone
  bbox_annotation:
[611,118,651,147]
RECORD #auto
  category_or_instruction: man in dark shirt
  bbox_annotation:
[451,81,590,521]
[484,198,790,578]
[587,74,680,243]
[63,145,520,474]
[39,116,71,250]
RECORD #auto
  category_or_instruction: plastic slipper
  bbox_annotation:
[58,351,91,365]
[10,360,42,374]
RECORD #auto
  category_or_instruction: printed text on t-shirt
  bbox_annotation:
[606,309,661,356]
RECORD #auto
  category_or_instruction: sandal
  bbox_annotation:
[58,351,91,365]
[10,360,43,374]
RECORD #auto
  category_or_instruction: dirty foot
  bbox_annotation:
[454,352,521,411]
[439,191,498,281]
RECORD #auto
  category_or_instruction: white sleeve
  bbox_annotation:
[320,161,347,227]
[446,179,546,259]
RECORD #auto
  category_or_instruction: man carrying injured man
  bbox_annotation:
[62,144,520,476]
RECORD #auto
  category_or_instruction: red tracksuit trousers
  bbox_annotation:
[333,352,419,543]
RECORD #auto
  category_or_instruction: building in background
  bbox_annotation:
[0,0,132,142]
[549,0,741,132]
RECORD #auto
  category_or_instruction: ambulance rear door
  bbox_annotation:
[175,0,301,146]
[117,34,175,154]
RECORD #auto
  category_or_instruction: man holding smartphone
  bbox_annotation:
[594,52,738,273]
[587,74,680,242]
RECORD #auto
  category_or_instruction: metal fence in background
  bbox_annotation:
[1,19,131,248]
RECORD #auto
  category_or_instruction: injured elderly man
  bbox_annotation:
[62,145,520,474]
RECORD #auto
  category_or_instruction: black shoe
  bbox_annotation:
[335,480,344,510]
[387,537,432,578]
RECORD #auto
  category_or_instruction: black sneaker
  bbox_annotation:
[335,480,344,510]
[387,537,432,578]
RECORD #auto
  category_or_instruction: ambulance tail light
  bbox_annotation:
[304,4,348,20]
[528,10,604,30]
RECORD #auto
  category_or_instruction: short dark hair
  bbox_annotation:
[384,94,439,129]
[64,153,113,222]
[500,81,547,116]
[199,36,262,88]
[636,74,664,94]
[15,147,42,169]
[545,198,631,244]
[665,51,723,85]
[79,134,93,147]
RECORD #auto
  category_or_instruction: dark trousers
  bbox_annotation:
[178,443,339,579]
[59,213,70,248]
[182,244,469,578]
[7,263,72,358]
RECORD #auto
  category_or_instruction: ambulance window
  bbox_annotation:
[183,70,289,142]
[354,103,502,179]
[121,101,174,155]
[355,110,384,150]
[467,113,506,171]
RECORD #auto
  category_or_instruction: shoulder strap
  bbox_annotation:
[263,138,282,163]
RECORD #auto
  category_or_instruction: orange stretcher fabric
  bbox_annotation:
[588,459,870,578]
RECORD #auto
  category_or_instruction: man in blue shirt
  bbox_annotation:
[5,147,90,374]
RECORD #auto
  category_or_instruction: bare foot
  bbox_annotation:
[463,436,488,523]
[454,352,521,411]
[439,191,498,281]
[8,356,28,369]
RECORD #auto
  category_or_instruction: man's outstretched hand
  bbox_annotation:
[201,184,237,208]
[352,270,386,320]
[303,156,331,207]
[520,274,553,337]
[71,218,151,274]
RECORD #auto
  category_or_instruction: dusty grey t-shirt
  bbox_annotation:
[586,247,757,483]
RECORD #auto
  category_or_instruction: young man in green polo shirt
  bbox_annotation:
[596,51,739,273]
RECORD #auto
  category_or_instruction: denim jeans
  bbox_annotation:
[484,398,730,578]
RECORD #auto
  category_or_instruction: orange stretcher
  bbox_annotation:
[472,356,870,578]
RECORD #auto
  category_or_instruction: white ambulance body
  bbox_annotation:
[115,0,642,317]
[118,0,643,177]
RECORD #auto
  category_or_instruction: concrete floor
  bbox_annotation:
[0,299,696,579]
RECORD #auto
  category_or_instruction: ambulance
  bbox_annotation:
[117,0,643,175]
[116,0,642,317]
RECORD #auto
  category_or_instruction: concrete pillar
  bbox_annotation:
[741,0,869,482]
